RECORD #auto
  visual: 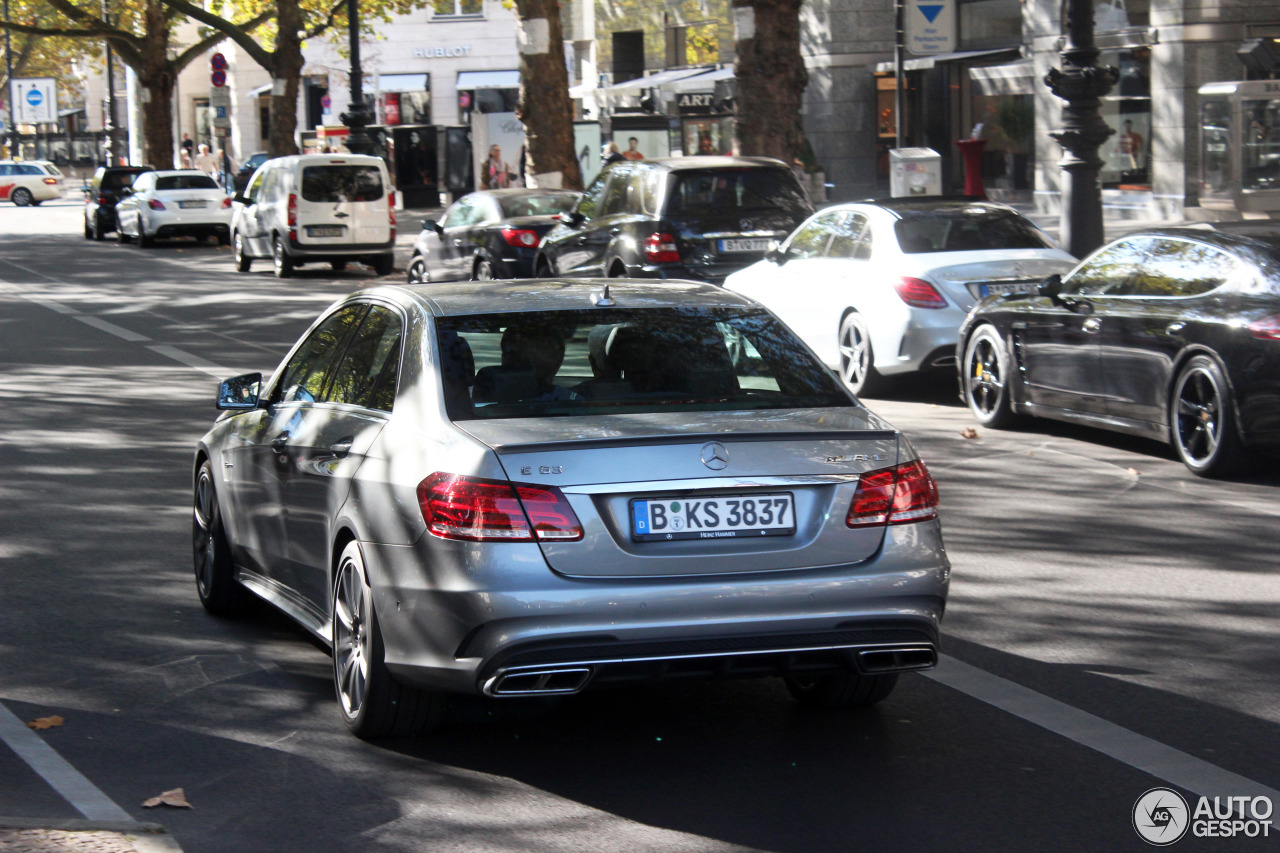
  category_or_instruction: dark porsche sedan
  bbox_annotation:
[957,227,1280,476]
[405,189,579,283]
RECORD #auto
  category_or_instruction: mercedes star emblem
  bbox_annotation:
[740,218,753,231]
[701,441,729,470]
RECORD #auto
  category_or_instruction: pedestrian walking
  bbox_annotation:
[194,143,218,176]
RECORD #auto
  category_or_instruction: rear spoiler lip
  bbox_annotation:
[487,430,899,454]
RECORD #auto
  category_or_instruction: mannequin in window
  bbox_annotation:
[1118,120,1144,170]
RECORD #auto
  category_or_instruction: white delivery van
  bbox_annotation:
[230,154,396,278]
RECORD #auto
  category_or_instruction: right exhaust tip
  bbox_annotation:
[857,647,937,674]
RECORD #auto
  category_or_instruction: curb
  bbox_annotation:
[0,818,183,853]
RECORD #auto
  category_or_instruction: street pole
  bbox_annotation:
[4,0,15,157]
[1045,0,1118,258]
[894,0,904,148]
[340,0,373,155]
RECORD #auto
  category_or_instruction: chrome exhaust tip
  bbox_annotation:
[856,647,937,674]
[484,667,594,697]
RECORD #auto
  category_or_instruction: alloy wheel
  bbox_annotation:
[192,468,218,600]
[1173,365,1222,466]
[838,315,871,391]
[966,335,1005,417]
[333,556,371,719]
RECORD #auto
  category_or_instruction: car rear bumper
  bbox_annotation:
[363,520,950,697]
[285,238,394,260]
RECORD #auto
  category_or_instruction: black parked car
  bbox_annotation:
[534,157,814,283]
[83,165,153,240]
[232,152,268,193]
[958,227,1280,476]
[406,189,580,283]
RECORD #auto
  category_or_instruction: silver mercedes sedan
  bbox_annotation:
[192,280,950,738]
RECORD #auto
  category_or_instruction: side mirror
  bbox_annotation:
[425,219,443,235]
[1037,273,1063,303]
[118,187,133,196]
[765,240,786,265]
[233,193,250,205]
[216,372,262,411]
[557,211,585,228]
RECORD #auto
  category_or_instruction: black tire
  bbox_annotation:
[534,257,552,278]
[607,261,627,278]
[330,260,347,271]
[472,257,495,280]
[332,541,443,738]
[11,187,33,207]
[84,217,93,239]
[272,235,294,278]
[406,255,427,284]
[785,671,899,709]
[962,324,1019,429]
[117,224,132,244]
[1170,354,1242,477]
[137,217,154,248]
[837,312,886,397]
[233,231,251,272]
[192,460,250,616]
[372,253,395,277]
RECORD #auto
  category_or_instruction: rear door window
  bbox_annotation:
[1121,239,1240,297]
[300,165,384,202]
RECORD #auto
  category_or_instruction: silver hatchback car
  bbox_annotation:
[193,280,950,738]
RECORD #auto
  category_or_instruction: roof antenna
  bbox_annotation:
[592,282,616,307]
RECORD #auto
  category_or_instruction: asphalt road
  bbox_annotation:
[2,198,1279,852]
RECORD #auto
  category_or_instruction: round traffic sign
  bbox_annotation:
[211,53,228,71]
[321,95,331,109]
[25,88,43,107]
[211,70,227,87]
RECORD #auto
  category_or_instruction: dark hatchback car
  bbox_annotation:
[958,227,1280,476]
[406,189,580,283]
[535,157,815,283]
[232,152,268,193]
[83,165,153,240]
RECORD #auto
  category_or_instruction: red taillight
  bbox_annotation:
[148,199,165,210]
[389,207,397,240]
[894,277,947,309]
[98,195,111,205]
[501,227,540,248]
[846,460,939,528]
[43,177,57,185]
[1249,316,1280,341]
[417,473,583,542]
[287,193,298,228]
[221,196,232,209]
[643,232,681,263]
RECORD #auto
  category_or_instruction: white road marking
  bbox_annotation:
[74,314,152,342]
[0,701,132,822]
[147,344,229,378]
[926,655,1280,803]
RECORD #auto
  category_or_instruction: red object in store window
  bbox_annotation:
[384,93,401,126]
[956,138,987,200]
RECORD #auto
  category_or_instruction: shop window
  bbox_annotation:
[666,22,718,67]
[613,31,645,84]
[431,0,481,17]
[958,0,1021,50]
[1098,48,1151,187]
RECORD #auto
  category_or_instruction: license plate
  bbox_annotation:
[178,200,208,209]
[717,238,771,253]
[307,225,345,237]
[979,282,1034,297]
[631,493,795,542]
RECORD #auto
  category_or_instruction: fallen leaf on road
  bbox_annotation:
[27,715,64,730]
[142,788,192,809]
[960,428,979,439]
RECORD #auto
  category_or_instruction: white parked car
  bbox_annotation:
[0,160,67,206]
[116,170,232,247]
[724,199,1076,396]
[230,153,396,278]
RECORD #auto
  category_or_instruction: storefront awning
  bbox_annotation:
[969,59,1036,97]
[456,70,520,90]
[667,66,734,93]
[874,48,1020,74]
[600,66,714,94]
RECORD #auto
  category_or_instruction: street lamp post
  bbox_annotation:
[101,0,119,166]
[4,0,15,157]
[1045,0,1118,258]
[340,0,373,155]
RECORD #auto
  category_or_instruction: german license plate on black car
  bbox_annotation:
[631,493,795,541]
[717,238,771,253]
[307,225,345,237]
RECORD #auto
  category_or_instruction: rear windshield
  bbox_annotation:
[665,169,811,219]
[101,170,149,191]
[894,208,1054,253]
[435,306,850,421]
[156,174,219,190]
[301,165,384,202]
[497,193,578,218]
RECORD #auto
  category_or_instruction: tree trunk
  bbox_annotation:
[138,0,175,168]
[732,0,807,163]
[513,0,581,190]
[266,0,304,156]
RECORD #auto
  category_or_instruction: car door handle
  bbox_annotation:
[609,227,621,235]
[329,438,354,458]
[270,431,291,451]
[1166,321,1186,335]
[1082,317,1102,334]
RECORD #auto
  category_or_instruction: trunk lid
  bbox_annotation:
[456,408,904,578]
[921,252,1076,312]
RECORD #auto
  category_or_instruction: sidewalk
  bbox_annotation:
[0,819,182,853]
